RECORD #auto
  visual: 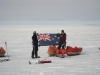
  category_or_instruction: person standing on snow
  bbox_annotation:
[56,30,66,57]
[32,31,38,58]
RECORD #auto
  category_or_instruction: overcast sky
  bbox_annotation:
[0,0,100,25]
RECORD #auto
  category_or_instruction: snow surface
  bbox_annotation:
[0,25,100,75]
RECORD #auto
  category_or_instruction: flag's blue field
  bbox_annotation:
[37,33,60,46]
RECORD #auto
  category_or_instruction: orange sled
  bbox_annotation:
[0,47,6,57]
[66,46,82,56]
[47,46,57,56]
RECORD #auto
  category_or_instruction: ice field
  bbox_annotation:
[0,25,100,75]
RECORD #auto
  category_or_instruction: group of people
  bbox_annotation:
[31,30,66,59]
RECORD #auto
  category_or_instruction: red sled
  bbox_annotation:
[66,46,82,56]
[38,60,52,64]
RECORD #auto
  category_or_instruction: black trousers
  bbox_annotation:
[32,43,38,58]
[58,42,66,50]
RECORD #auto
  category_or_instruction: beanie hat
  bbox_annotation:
[61,30,64,33]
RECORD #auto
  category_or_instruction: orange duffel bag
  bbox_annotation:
[47,46,57,56]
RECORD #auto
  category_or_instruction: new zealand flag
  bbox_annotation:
[37,33,60,46]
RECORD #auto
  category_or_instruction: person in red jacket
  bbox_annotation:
[56,30,66,57]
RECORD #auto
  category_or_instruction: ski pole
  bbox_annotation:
[5,42,9,60]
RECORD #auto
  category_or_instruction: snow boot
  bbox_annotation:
[61,49,65,57]
[56,49,59,57]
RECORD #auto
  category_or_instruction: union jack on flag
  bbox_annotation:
[37,33,60,46]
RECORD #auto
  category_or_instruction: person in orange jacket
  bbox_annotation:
[56,30,66,57]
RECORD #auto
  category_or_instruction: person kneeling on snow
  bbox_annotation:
[56,30,66,57]
[32,31,39,58]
